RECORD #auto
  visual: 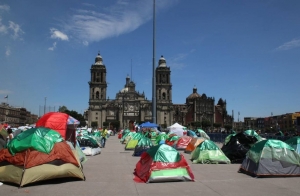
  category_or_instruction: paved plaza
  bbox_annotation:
[1,136,300,196]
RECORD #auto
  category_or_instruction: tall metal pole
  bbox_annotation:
[152,0,157,124]
[44,97,47,115]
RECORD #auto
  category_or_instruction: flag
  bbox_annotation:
[4,95,8,99]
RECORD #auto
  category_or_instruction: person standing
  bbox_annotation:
[6,128,14,145]
[101,128,108,148]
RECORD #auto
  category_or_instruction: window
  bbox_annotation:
[162,92,166,100]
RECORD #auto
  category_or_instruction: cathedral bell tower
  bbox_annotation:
[155,55,173,126]
[88,52,108,127]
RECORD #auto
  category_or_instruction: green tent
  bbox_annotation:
[125,132,145,150]
[155,133,169,145]
[285,136,300,154]
[7,127,63,155]
[121,132,136,144]
[133,137,153,156]
[243,130,264,143]
[239,139,300,177]
[134,144,195,183]
[196,129,210,140]
[224,133,236,145]
[191,140,230,164]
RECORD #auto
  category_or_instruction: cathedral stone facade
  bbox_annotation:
[87,53,231,129]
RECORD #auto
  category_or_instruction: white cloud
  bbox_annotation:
[50,28,69,41]
[8,21,24,39]
[82,41,89,46]
[0,17,7,34]
[0,4,10,11]
[5,46,10,56]
[276,39,300,51]
[64,0,177,44]
[168,50,195,70]
[48,42,57,51]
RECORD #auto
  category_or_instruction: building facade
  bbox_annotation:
[87,53,231,129]
[0,102,38,127]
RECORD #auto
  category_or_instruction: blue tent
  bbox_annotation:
[139,121,158,128]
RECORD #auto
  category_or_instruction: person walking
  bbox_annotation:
[101,128,108,148]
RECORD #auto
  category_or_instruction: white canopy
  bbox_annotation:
[167,123,186,136]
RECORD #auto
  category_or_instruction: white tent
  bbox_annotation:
[167,123,186,136]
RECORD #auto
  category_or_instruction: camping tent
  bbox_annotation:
[133,137,153,156]
[184,137,206,154]
[155,133,169,145]
[36,112,79,147]
[191,140,230,164]
[284,136,300,154]
[195,129,210,140]
[133,144,194,183]
[221,130,264,163]
[187,130,197,138]
[165,134,180,146]
[167,123,186,137]
[0,140,85,187]
[125,132,145,150]
[239,139,300,177]
[172,136,192,150]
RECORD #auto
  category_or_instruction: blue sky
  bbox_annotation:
[0,0,299,121]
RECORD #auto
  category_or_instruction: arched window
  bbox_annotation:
[162,92,166,100]
[96,91,99,99]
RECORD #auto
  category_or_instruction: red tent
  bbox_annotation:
[172,136,192,150]
[36,112,79,146]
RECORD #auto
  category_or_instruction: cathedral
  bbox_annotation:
[87,53,232,129]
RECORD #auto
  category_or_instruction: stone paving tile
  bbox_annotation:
[1,135,300,196]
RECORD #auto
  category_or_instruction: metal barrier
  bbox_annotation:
[207,133,293,143]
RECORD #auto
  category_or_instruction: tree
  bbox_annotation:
[91,121,98,128]
[213,123,222,129]
[224,124,232,131]
[62,109,86,127]
[58,106,68,112]
[191,121,201,129]
[110,121,120,130]
[201,120,211,129]
[103,122,109,127]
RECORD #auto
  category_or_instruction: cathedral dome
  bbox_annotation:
[187,86,201,100]
[94,52,103,65]
[158,55,167,67]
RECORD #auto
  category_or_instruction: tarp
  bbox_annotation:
[239,139,300,177]
[133,144,194,183]
[7,127,63,155]
[139,122,159,128]
[191,140,230,164]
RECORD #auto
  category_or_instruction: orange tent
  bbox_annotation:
[184,137,206,154]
